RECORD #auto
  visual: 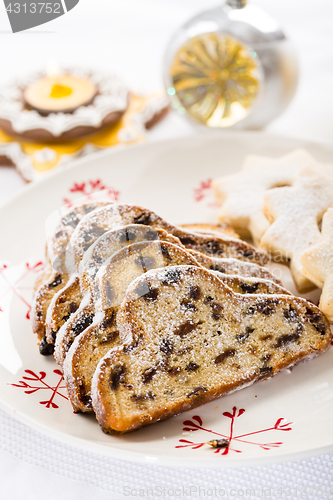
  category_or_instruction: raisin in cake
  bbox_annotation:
[92,265,331,433]
[45,275,82,345]
[180,223,239,239]
[56,240,200,369]
[69,204,267,270]
[47,199,110,274]
[32,200,109,352]
[189,251,281,284]
[80,224,182,295]
[32,271,69,354]
[41,224,180,356]
[63,240,202,411]
[64,266,291,413]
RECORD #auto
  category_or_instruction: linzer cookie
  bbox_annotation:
[212,149,333,245]
[301,208,333,321]
[261,173,333,292]
[91,265,331,433]
[69,204,267,270]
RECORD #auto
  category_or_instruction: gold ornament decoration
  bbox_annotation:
[171,33,260,127]
[164,0,299,129]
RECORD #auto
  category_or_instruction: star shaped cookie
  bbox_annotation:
[212,149,333,245]
[260,174,333,292]
[301,208,333,321]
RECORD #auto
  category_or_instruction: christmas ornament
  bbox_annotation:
[164,0,298,129]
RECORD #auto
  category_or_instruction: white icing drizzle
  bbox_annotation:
[0,68,129,136]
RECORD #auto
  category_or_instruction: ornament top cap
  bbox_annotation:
[226,0,247,8]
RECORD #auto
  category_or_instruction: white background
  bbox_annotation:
[0,1,333,498]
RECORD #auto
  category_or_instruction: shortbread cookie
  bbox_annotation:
[65,266,289,412]
[45,275,82,344]
[261,173,333,292]
[80,224,182,295]
[92,265,331,433]
[31,271,69,352]
[70,204,267,270]
[188,251,281,284]
[212,149,333,244]
[180,223,239,239]
[301,208,333,321]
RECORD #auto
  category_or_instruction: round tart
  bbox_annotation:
[0,68,129,142]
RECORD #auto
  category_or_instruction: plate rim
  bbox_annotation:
[2,131,333,468]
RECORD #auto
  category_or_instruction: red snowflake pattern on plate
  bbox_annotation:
[193,178,219,208]
[176,406,293,455]
[63,179,120,206]
[0,261,44,320]
[9,369,68,409]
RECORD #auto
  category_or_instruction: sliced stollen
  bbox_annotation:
[64,268,291,413]
[63,240,201,412]
[214,272,291,295]
[180,223,239,239]
[54,296,94,367]
[53,224,278,362]
[69,204,267,271]
[32,199,109,352]
[47,199,110,274]
[189,250,281,284]
[33,265,53,293]
[54,228,184,367]
[31,271,69,351]
[45,275,82,345]
[80,224,182,295]
[92,265,331,433]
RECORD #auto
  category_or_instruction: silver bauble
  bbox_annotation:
[164,0,299,129]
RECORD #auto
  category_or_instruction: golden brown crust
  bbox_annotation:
[180,223,239,239]
[70,204,267,271]
[45,276,82,344]
[31,271,69,342]
[92,266,331,433]
[67,270,290,413]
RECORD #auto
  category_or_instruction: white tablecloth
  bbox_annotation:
[0,0,333,497]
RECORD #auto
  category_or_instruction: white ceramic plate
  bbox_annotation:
[0,132,332,468]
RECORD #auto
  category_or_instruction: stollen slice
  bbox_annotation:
[64,266,289,413]
[63,240,201,411]
[92,265,331,433]
[69,204,267,270]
